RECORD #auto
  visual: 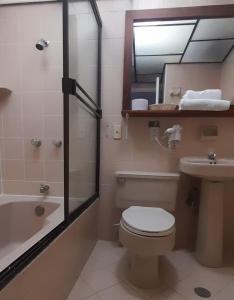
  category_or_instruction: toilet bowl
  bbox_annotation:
[115,171,179,288]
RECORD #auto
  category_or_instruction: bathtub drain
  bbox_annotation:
[35,205,45,217]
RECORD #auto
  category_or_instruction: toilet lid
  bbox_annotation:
[121,206,175,237]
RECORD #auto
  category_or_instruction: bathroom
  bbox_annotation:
[0,0,234,299]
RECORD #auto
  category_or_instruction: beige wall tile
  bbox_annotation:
[3,160,25,181]
[25,161,44,181]
[2,139,24,160]
[3,114,23,138]
[45,161,63,182]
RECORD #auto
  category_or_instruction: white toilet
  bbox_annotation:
[115,171,180,288]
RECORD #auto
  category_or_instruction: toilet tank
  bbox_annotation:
[115,171,180,211]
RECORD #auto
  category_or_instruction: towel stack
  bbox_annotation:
[179,89,230,111]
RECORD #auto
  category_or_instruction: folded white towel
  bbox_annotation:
[179,98,230,111]
[183,89,222,100]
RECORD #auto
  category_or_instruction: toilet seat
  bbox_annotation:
[121,206,175,237]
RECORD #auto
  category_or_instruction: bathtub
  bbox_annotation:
[0,195,64,272]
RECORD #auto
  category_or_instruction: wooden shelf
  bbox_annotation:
[122,106,234,118]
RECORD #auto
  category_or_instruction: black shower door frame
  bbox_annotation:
[62,0,102,222]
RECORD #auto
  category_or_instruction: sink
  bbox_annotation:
[179,156,234,268]
[180,156,234,179]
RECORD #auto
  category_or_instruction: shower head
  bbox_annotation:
[35,39,50,50]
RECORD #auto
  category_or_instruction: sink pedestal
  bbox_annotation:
[196,179,224,267]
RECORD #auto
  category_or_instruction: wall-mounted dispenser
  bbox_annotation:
[149,121,182,151]
[164,124,182,149]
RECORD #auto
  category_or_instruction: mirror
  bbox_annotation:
[131,17,234,106]
[122,5,234,114]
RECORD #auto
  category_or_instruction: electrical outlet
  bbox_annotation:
[113,124,122,140]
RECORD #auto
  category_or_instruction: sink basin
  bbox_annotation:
[180,156,234,179]
[180,156,234,268]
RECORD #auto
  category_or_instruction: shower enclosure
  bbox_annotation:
[0,0,101,288]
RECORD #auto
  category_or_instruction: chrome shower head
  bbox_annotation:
[35,39,50,50]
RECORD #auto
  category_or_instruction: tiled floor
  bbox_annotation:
[67,241,234,300]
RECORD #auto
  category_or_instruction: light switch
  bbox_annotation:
[113,124,122,140]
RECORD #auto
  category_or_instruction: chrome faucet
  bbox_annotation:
[208,151,217,163]
[31,138,42,147]
[40,184,50,194]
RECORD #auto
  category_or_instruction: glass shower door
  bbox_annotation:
[63,0,102,216]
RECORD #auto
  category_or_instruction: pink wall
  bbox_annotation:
[97,0,234,253]
[0,3,63,196]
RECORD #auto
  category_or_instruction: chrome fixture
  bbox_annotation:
[35,39,50,51]
[164,124,183,149]
[40,184,50,194]
[208,151,217,164]
[31,138,42,147]
[52,140,62,148]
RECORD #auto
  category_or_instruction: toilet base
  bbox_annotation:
[128,253,160,289]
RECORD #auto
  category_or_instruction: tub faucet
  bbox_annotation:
[208,151,217,163]
[40,184,50,194]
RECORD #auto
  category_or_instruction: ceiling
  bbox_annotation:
[133,17,234,83]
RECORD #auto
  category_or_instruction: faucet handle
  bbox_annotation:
[208,151,216,160]
[52,140,62,148]
[31,138,42,147]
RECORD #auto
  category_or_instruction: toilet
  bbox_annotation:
[115,171,180,288]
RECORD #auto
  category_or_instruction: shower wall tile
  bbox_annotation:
[18,12,41,43]
[44,67,63,91]
[22,92,44,115]
[43,140,63,161]
[2,160,25,181]
[23,115,44,138]
[0,15,20,43]
[24,139,44,161]
[25,161,44,181]
[2,180,27,195]
[0,2,64,197]
[42,92,63,115]
[2,139,24,160]
[3,114,23,138]
[45,161,64,182]
[44,115,63,138]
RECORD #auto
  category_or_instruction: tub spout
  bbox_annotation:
[40,184,50,194]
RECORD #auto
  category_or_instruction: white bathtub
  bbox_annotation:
[0,195,64,272]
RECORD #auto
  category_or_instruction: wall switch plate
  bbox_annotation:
[113,124,122,140]
[200,126,218,141]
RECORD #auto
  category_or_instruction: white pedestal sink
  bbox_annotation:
[180,157,234,268]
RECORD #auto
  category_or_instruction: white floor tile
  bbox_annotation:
[81,268,120,292]
[67,241,234,300]
[149,288,188,300]
[212,280,234,300]
[98,281,161,300]
[67,277,96,300]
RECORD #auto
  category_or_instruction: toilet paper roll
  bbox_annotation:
[132,99,148,111]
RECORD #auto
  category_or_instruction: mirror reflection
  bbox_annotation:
[131,17,234,110]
